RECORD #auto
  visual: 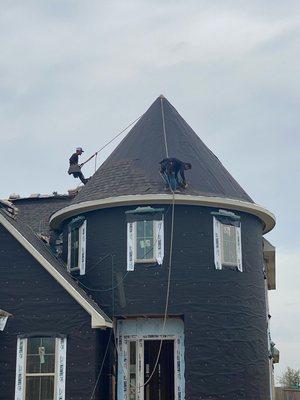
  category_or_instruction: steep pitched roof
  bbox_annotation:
[71,96,253,205]
[0,205,111,328]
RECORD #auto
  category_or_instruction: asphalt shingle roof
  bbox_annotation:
[11,196,72,235]
[71,96,253,206]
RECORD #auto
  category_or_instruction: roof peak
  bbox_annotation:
[70,96,252,205]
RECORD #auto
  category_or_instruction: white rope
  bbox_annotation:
[94,152,98,173]
[160,97,169,158]
[81,114,143,169]
[139,97,175,389]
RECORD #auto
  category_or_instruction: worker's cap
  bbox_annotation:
[76,147,84,152]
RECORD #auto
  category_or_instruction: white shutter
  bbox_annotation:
[67,231,71,272]
[236,225,243,272]
[127,222,135,271]
[79,220,87,276]
[14,338,26,400]
[213,217,222,270]
[56,338,67,400]
[155,219,164,265]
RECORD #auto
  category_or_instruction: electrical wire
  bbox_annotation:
[76,204,172,293]
[88,257,117,399]
[89,329,112,400]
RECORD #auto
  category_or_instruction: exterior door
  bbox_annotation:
[117,318,185,400]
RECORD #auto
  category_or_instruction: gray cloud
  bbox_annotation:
[0,0,299,377]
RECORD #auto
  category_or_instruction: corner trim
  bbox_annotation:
[50,194,275,234]
[0,214,112,329]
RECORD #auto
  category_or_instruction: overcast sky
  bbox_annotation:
[1,0,299,381]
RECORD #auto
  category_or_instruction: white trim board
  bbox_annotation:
[50,194,275,234]
[0,214,112,329]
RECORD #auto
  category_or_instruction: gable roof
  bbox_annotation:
[71,95,253,205]
[0,206,111,329]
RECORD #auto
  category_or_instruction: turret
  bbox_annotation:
[50,96,276,400]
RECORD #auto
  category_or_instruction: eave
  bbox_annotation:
[50,194,276,234]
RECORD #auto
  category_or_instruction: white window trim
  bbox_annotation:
[15,337,67,400]
[213,216,242,271]
[67,220,87,275]
[117,318,185,400]
[127,219,164,271]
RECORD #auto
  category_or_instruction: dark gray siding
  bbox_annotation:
[0,225,108,400]
[65,204,269,400]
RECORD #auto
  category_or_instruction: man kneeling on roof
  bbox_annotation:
[160,158,191,190]
[68,147,90,185]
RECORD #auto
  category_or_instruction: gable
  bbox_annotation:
[0,213,111,328]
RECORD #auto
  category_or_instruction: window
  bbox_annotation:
[213,210,242,271]
[127,219,164,271]
[67,217,87,275]
[15,336,67,400]
[135,220,155,262]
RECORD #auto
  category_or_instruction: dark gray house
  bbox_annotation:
[0,96,277,400]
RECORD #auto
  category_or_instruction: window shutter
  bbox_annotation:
[14,338,26,400]
[127,222,135,271]
[67,231,71,272]
[56,338,67,400]
[236,225,243,272]
[79,220,87,276]
[155,219,164,265]
[213,217,222,270]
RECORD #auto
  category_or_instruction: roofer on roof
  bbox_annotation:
[68,147,90,185]
[159,158,191,190]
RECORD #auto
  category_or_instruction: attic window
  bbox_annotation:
[67,217,87,275]
[126,207,164,271]
[212,210,242,271]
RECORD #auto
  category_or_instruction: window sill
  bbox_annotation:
[134,259,157,264]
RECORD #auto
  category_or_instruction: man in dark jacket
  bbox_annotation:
[159,158,191,189]
[68,147,89,184]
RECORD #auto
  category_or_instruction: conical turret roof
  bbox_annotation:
[72,96,252,205]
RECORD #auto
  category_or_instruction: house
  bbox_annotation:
[0,96,277,400]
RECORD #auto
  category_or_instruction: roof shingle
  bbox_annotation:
[71,96,253,205]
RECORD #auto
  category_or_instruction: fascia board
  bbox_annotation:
[50,194,276,234]
[0,214,111,329]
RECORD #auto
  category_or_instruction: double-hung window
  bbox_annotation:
[126,207,164,271]
[15,336,67,400]
[67,217,87,275]
[212,210,242,271]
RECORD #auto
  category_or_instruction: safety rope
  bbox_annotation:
[160,97,169,158]
[88,98,175,395]
[80,114,143,169]
[94,152,98,173]
[136,96,175,390]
